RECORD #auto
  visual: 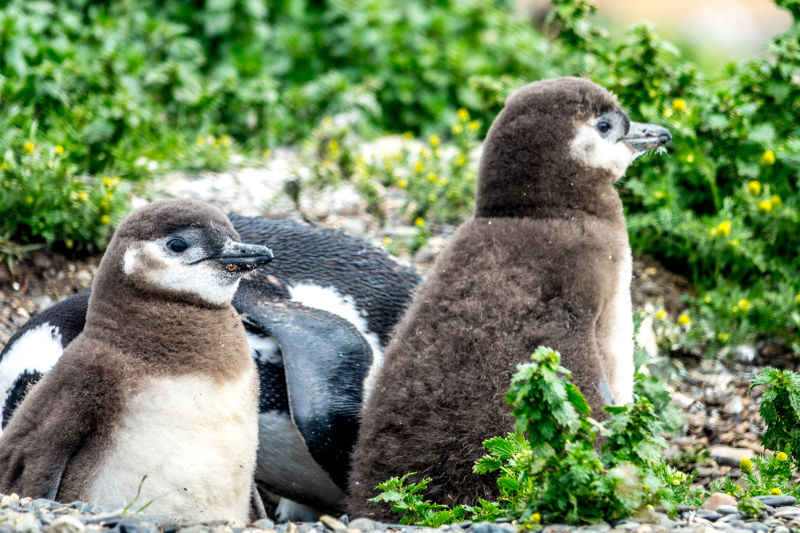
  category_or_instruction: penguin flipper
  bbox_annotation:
[233,292,372,491]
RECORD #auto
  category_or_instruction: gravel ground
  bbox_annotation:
[2,145,799,531]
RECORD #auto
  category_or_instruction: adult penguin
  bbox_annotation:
[347,77,671,517]
[0,212,420,520]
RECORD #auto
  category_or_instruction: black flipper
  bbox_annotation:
[234,289,371,490]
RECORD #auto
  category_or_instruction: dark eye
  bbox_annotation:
[597,120,612,134]
[167,238,188,253]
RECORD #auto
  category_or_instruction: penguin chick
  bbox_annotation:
[0,199,273,523]
[347,77,671,517]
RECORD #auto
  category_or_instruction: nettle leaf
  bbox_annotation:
[474,456,503,474]
[748,123,776,144]
[483,436,517,460]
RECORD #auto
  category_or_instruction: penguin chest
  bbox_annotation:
[87,367,259,522]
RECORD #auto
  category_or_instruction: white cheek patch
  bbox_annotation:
[569,124,636,179]
[0,324,63,433]
[126,241,239,306]
[288,283,383,401]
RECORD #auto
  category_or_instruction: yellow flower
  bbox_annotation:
[654,190,665,200]
[414,161,424,173]
[671,98,687,112]
[23,141,35,154]
[437,177,448,186]
[643,484,649,492]
[709,227,717,237]
[403,131,414,140]
[397,179,407,189]
[718,332,730,342]
[771,194,782,207]
[777,452,788,462]
[262,149,272,158]
[703,295,711,303]
[427,193,437,202]
[321,117,333,128]
[101,214,110,224]
[219,135,233,147]
[26,196,33,204]
[747,180,761,196]
[455,154,467,166]
[738,299,751,312]
[0,161,7,170]
[796,294,800,305]
[740,457,753,472]
[761,150,776,166]
[716,220,731,237]
[758,199,773,213]
[735,484,742,491]
[685,154,694,163]
[672,479,680,486]
[78,191,88,201]
[656,309,667,320]
[468,121,480,131]
[383,236,392,246]
[328,139,339,152]
[677,314,691,326]
[428,134,441,147]
[196,136,205,146]
[103,176,111,187]
[770,488,782,495]
[457,108,470,121]
[414,217,425,228]
[662,108,674,118]
[55,145,65,155]
[112,176,120,185]
[427,172,437,182]
[531,513,541,524]
[65,239,73,249]
[451,123,463,134]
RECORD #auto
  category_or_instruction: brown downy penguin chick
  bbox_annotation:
[347,77,671,516]
[0,199,274,522]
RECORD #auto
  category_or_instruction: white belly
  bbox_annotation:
[88,369,259,523]
[605,249,634,405]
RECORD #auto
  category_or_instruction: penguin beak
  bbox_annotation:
[212,239,274,273]
[621,122,672,153]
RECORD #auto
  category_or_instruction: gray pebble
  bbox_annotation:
[717,505,741,515]
[771,526,790,533]
[345,519,377,532]
[694,510,722,521]
[773,506,800,518]
[44,516,85,533]
[319,515,347,533]
[753,495,797,507]
[253,519,276,530]
[15,514,43,533]
[472,523,505,533]
[744,523,768,532]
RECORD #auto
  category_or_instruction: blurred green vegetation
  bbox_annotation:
[2,0,800,352]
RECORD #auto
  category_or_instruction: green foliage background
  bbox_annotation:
[1,0,799,350]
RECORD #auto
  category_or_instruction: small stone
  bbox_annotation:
[770,526,790,533]
[773,506,800,518]
[253,519,275,530]
[725,396,744,415]
[15,514,42,533]
[320,515,347,533]
[735,345,757,363]
[702,492,738,511]
[710,445,755,467]
[716,505,741,515]
[75,270,93,286]
[694,510,722,521]
[0,493,20,506]
[744,523,768,532]
[346,519,377,532]
[753,495,796,507]
[44,516,85,533]
[473,523,505,533]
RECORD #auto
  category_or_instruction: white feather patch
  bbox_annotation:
[569,124,636,179]
[287,284,383,402]
[0,324,63,433]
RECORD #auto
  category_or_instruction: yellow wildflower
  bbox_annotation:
[397,179,407,189]
[219,135,233,147]
[414,217,425,228]
[262,149,272,158]
[78,191,88,201]
[654,190,666,200]
[656,309,667,320]
[437,177,448,186]
[321,117,333,128]
[455,154,467,166]
[403,132,414,140]
[735,485,742,491]
[112,176,120,185]
[0,162,7,170]
[451,123,463,134]
[709,227,717,237]
[101,214,110,224]
[777,452,788,462]
[468,121,480,131]
[677,314,691,326]
[427,172,437,182]
[770,488,782,495]
[663,108,673,118]
[671,98,687,112]
[414,161,424,173]
[747,180,761,196]
[718,332,730,342]
[643,484,649,492]
[328,139,339,152]
[716,220,731,237]
[796,294,800,305]
[761,150,776,166]
[703,295,711,303]
[738,299,751,312]
[103,176,111,187]
[55,145,65,155]
[771,194,782,207]
[758,199,773,213]
[196,136,205,146]
[26,196,33,204]
[531,513,541,524]
[383,236,392,246]
[739,457,753,472]
[23,141,35,154]
[672,479,680,486]
[428,134,441,147]
[65,239,73,249]
[457,108,470,121]
[685,154,694,163]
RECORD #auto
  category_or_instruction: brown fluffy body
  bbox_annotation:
[0,200,256,504]
[347,78,634,516]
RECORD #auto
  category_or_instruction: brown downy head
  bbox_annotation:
[92,199,274,310]
[475,77,671,220]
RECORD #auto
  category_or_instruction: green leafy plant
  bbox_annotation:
[750,367,800,467]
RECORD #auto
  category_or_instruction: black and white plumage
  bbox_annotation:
[0,214,420,518]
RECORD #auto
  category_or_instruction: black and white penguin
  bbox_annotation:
[0,212,420,519]
[347,77,672,517]
[0,199,274,522]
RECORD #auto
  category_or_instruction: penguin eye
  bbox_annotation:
[597,120,612,134]
[167,238,188,253]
